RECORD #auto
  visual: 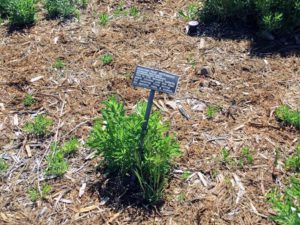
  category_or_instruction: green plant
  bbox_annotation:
[53,58,65,69]
[200,0,300,34]
[177,192,186,202]
[23,94,35,107]
[275,105,300,129]
[113,1,128,17]
[221,147,231,164]
[87,97,180,203]
[285,143,300,172]
[75,0,88,8]
[181,170,191,180]
[45,144,68,176]
[0,0,9,17]
[61,138,79,155]
[239,146,254,166]
[100,53,113,65]
[267,175,300,225]
[28,184,52,202]
[0,159,8,172]
[28,188,39,202]
[206,105,220,119]
[23,114,53,136]
[45,0,77,18]
[178,3,199,21]
[99,12,109,26]
[200,0,252,24]
[7,0,37,27]
[129,6,139,17]
[187,55,196,68]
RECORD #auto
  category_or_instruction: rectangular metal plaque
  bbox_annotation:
[132,65,179,94]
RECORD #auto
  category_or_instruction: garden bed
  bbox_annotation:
[0,0,299,224]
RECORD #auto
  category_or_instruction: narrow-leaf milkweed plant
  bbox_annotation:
[87,97,180,204]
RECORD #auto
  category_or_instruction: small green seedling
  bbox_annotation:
[285,143,300,172]
[221,147,231,164]
[53,58,65,70]
[239,147,254,166]
[187,55,196,68]
[101,53,113,65]
[275,105,300,129]
[45,144,68,176]
[23,114,53,136]
[28,184,52,202]
[181,170,191,180]
[61,138,79,155]
[129,6,139,17]
[0,159,8,172]
[206,105,220,119]
[178,3,199,21]
[28,188,39,202]
[267,175,300,225]
[99,12,109,26]
[177,192,186,202]
[113,1,127,17]
[23,94,35,107]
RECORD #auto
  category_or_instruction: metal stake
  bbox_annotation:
[139,89,155,159]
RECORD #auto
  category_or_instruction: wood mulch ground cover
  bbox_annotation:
[0,0,299,224]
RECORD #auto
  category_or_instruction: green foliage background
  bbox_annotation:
[201,0,300,33]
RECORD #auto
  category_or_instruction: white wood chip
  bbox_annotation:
[233,174,245,204]
[79,183,86,198]
[30,76,44,83]
[25,145,32,157]
[13,114,18,126]
[197,172,208,187]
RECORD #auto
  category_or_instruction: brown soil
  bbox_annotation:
[0,0,299,224]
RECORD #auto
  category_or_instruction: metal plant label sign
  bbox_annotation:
[133,65,179,94]
[132,65,179,159]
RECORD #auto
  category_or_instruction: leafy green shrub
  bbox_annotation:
[285,143,300,172]
[0,0,9,17]
[24,114,53,136]
[7,0,37,27]
[178,3,200,21]
[87,97,180,203]
[267,175,300,225]
[255,0,300,32]
[200,0,253,24]
[45,0,78,18]
[275,105,300,129]
[200,0,300,34]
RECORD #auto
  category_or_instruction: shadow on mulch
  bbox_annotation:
[89,168,164,217]
[197,22,300,57]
